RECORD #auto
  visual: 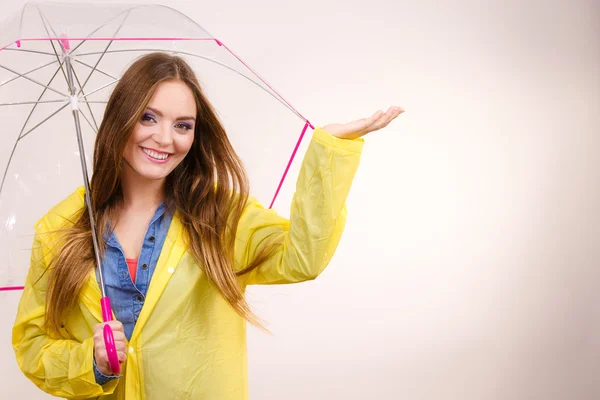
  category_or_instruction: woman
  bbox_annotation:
[12,53,403,399]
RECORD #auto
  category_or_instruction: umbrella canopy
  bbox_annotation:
[0,2,313,292]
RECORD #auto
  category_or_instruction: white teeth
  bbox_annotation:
[142,148,170,160]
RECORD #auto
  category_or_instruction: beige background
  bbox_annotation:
[0,0,599,399]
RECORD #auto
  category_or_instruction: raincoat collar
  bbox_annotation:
[66,190,187,339]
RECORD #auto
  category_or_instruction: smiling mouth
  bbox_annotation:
[141,147,172,161]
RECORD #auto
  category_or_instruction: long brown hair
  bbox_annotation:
[45,53,271,334]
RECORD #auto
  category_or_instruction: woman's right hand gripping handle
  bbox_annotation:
[93,321,127,376]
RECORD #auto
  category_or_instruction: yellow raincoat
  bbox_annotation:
[13,127,363,399]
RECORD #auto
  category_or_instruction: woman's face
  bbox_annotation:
[122,79,196,182]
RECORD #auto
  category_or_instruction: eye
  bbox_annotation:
[175,122,193,131]
[141,113,156,123]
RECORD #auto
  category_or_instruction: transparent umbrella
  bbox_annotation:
[0,1,313,374]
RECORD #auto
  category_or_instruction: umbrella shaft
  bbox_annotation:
[63,55,107,298]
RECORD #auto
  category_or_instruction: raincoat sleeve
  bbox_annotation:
[236,127,364,285]
[12,219,120,399]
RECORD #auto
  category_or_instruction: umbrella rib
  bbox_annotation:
[18,101,70,141]
[0,64,68,98]
[77,10,130,96]
[36,6,61,44]
[75,49,155,57]
[0,99,67,107]
[48,39,70,89]
[37,9,71,91]
[2,48,56,56]
[70,7,139,55]
[75,49,300,118]
[0,58,69,196]
[71,68,99,131]
[79,79,119,100]
[16,58,67,139]
[0,59,59,89]
[78,107,98,134]
[73,59,118,80]
[76,39,114,96]
[0,142,21,199]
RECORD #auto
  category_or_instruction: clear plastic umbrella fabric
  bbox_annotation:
[0,2,313,293]
[0,2,313,390]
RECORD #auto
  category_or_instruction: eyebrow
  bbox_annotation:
[146,106,196,122]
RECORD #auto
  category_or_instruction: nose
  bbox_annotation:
[152,121,174,147]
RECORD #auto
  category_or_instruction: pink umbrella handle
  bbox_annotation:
[103,324,121,374]
[100,297,121,375]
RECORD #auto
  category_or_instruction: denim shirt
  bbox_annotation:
[93,203,173,385]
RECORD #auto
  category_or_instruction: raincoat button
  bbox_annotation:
[168,267,175,274]
[149,236,155,243]
[129,347,134,354]
[142,263,148,270]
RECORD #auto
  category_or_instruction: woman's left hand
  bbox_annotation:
[322,106,405,140]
